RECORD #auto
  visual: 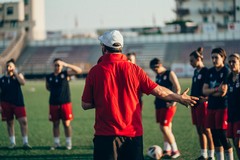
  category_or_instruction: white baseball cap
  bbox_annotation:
[98,30,124,49]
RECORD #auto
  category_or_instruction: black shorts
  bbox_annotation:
[93,135,144,160]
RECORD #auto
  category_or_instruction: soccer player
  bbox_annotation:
[82,30,198,160]
[0,59,31,149]
[203,48,234,160]
[227,53,240,159]
[150,58,181,159]
[189,47,215,160]
[46,58,82,150]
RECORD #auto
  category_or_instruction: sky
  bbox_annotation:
[45,0,176,31]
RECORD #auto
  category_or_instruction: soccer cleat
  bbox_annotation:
[8,143,16,149]
[66,142,72,150]
[195,156,207,160]
[161,150,172,159]
[171,150,180,159]
[23,143,32,150]
[50,143,61,150]
[207,157,215,160]
[163,150,172,156]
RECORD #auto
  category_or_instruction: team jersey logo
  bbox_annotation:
[55,79,58,83]
[210,74,213,78]
[210,80,217,88]
[61,74,65,79]
[198,74,202,79]
[229,86,233,92]
[2,79,4,83]
[236,82,239,88]
[194,77,196,82]
[220,73,223,78]
[156,78,161,84]
[163,75,167,80]
[49,77,52,81]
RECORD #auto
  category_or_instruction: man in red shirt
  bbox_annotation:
[81,30,198,160]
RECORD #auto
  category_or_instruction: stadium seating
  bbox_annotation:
[16,39,240,76]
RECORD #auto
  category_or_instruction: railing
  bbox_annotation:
[29,31,240,47]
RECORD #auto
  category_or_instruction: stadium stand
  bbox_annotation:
[16,42,167,76]
[165,40,240,67]
[11,34,240,79]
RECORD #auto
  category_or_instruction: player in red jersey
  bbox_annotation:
[46,58,82,150]
[189,47,215,160]
[227,53,240,159]
[0,59,31,149]
[203,48,233,160]
[150,58,181,159]
[82,30,198,160]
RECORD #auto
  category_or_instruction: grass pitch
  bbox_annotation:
[0,78,236,159]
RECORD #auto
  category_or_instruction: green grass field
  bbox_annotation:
[0,78,237,159]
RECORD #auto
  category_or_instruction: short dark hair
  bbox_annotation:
[6,58,15,65]
[211,47,227,63]
[103,44,122,53]
[53,58,62,63]
[149,58,161,68]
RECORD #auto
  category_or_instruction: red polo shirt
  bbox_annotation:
[82,53,157,137]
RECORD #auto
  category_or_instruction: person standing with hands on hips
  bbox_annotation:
[0,58,31,149]
[82,30,198,160]
[46,58,82,150]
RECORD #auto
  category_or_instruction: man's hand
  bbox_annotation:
[180,88,199,108]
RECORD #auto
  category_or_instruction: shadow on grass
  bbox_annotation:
[0,145,93,151]
[0,154,93,160]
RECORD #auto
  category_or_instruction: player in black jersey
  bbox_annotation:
[203,48,233,160]
[0,59,31,149]
[46,58,82,150]
[189,47,214,160]
[227,53,240,159]
[150,58,181,159]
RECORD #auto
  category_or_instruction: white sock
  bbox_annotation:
[201,149,208,158]
[163,142,171,151]
[171,142,178,152]
[208,150,215,159]
[66,137,71,145]
[216,151,224,160]
[225,150,234,160]
[10,136,16,144]
[54,137,60,144]
[22,136,28,144]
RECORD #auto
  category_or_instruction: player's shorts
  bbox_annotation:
[156,106,176,126]
[206,108,228,129]
[93,135,144,160]
[191,102,208,128]
[49,102,73,121]
[1,101,26,121]
[227,121,240,138]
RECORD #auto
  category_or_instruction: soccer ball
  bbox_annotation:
[147,145,163,159]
